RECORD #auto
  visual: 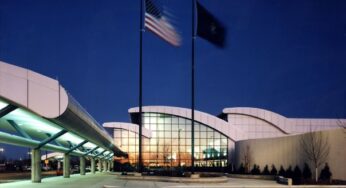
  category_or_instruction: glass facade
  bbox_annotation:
[113,112,228,171]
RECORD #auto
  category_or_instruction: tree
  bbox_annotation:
[262,165,270,175]
[285,165,293,178]
[302,163,312,180]
[300,130,330,182]
[278,165,286,177]
[237,163,245,174]
[242,145,251,173]
[250,164,260,175]
[337,119,346,133]
[293,165,302,185]
[319,163,332,182]
[270,164,278,175]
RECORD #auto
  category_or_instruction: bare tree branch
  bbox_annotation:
[300,129,330,182]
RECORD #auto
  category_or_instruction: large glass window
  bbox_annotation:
[141,113,228,169]
[113,113,228,170]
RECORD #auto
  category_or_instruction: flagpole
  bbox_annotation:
[191,0,196,175]
[138,0,144,173]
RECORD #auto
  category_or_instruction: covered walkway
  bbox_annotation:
[0,61,126,183]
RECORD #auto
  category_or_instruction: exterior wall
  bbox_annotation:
[288,118,342,134]
[235,129,346,180]
[224,107,344,140]
[228,114,286,139]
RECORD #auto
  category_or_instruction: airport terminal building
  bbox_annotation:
[1,61,345,181]
[104,106,345,179]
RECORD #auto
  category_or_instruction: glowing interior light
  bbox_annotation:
[96,148,105,154]
[59,133,84,145]
[0,98,108,155]
[84,142,97,149]
[0,99,9,109]
[4,108,62,134]
[102,151,109,156]
[104,151,112,156]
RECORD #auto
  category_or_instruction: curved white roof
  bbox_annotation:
[103,122,152,138]
[0,61,68,118]
[41,152,64,160]
[0,61,118,155]
[129,106,245,141]
[223,107,345,135]
[223,107,289,133]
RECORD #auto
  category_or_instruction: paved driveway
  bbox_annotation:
[0,173,290,188]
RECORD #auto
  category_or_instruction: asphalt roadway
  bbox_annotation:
[1,172,345,188]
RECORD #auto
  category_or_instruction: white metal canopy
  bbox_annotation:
[0,61,124,159]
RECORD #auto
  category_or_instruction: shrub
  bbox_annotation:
[278,165,286,177]
[286,165,293,178]
[237,163,245,174]
[319,163,332,182]
[227,163,235,173]
[292,165,302,185]
[302,163,312,180]
[250,164,261,175]
[270,164,277,175]
[262,165,270,175]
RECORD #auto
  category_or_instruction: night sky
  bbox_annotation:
[0,0,345,159]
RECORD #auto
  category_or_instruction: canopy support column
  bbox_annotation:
[80,156,86,175]
[63,153,70,178]
[31,149,41,183]
[91,158,96,174]
[107,161,111,172]
[98,159,102,172]
[103,160,107,172]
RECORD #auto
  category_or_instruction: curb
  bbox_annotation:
[116,175,229,183]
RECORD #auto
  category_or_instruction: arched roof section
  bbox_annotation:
[41,152,64,161]
[0,61,121,157]
[129,106,245,141]
[103,122,152,138]
[0,61,68,118]
[223,107,290,134]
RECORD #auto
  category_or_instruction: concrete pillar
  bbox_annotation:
[107,161,111,172]
[80,156,86,175]
[98,160,102,172]
[91,158,96,174]
[103,160,107,172]
[63,153,70,178]
[31,149,41,183]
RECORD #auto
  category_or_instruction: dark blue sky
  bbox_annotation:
[1,0,345,124]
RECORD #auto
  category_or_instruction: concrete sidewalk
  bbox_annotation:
[0,173,281,188]
[1,173,345,188]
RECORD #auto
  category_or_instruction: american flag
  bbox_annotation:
[145,0,181,47]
